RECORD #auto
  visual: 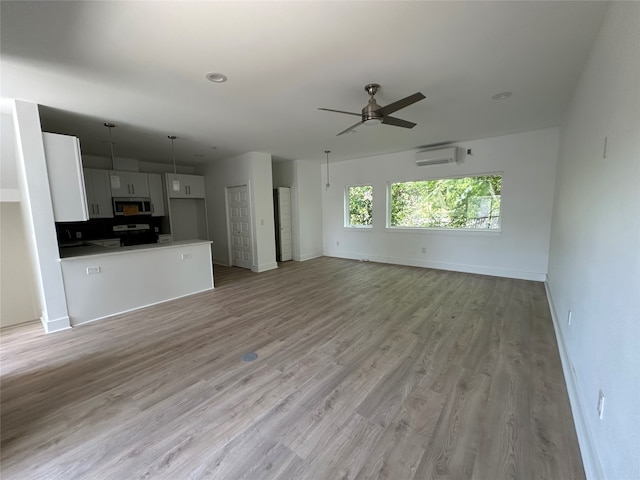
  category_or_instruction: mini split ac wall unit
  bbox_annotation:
[415,146,463,166]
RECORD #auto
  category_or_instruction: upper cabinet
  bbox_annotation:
[148,173,166,217]
[42,132,89,222]
[167,173,206,199]
[83,168,113,219]
[110,171,149,197]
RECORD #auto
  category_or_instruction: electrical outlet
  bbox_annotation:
[75,231,82,239]
[597,389,605,419]
[567,310,572,326]
[86,266,100,275]
[421,247,427,253]
[182,253,192,260]
[336,241,340,247]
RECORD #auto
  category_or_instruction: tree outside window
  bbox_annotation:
[390,175,502,229]
[347,185,373,227]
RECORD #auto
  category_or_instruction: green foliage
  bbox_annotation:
[390,175,502,229]
[348,185,373,226]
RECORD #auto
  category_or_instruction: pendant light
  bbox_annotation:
[104,123,120,189]
[168,135,180,192]
[325,150,331,189]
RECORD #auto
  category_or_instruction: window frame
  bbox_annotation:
[385,172,503,233]
[345,184,374,229]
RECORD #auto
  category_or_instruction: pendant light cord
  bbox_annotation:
[325,150,331,189]
[104,123,116,170]
[169,135,177,175]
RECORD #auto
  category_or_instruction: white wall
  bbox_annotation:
[0,203,41,327]
[273,159,323,262]
[201,152,277,272]
[322,128,559,281]
[1,110,41,327]
[81,154,196,175]
[546,3,640,479]
[1,112,20,201]
[294,160,323,261]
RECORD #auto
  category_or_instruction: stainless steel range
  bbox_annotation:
[112,224,157,246]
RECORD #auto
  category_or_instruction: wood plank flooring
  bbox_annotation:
[0,257,585,479]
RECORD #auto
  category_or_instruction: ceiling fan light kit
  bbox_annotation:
[319,83,425,136]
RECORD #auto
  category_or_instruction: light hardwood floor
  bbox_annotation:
[0,257,584,479]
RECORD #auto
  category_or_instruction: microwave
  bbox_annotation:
[112,197,152,216]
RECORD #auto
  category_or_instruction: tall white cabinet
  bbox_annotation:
[167,173,206,198]
[165,173,208,241]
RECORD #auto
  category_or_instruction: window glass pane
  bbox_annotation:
[347,185,373,227]
[390,175,502,229]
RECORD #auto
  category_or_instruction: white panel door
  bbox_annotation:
[277,187,293,261]
[227,185,252,269]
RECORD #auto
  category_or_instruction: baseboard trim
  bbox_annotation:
[70,286,215,328]
[322,250,546,281]
[252,262,278,273]
[295,252,323,262]
[42,315,71,334]
[544,281,605,480]
[213,257,230,267]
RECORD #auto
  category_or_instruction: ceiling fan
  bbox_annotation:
[319,83,425,136]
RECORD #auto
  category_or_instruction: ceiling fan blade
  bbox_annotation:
[376,92,425,116]
[336,120,363,136]
[318,108,361,117]
[382,116,417,129]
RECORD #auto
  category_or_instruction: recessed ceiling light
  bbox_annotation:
[492,91,513,100]
[205,73,227,83]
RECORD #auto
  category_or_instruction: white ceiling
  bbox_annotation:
[1,1,608,165]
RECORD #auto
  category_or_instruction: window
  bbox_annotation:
[346,185,373,227]
[389,174,502,230]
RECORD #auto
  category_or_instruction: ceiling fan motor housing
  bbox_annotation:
[362,99,383,124]
[362,84,383,125]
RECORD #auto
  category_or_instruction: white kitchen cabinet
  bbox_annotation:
[166,173,206,198]
[83,168,114,218]
[110,171,149,197]
[42,132,89,222]
[148,173,166,217]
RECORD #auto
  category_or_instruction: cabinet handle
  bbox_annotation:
[132,185,135,195]
[96,204,100,215]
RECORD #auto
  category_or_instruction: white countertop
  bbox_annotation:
[59,239,212,260]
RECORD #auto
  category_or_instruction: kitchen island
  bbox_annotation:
[60,240,213,326]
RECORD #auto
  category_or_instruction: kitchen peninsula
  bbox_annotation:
[41,129,214,327]
[60,239,213,325]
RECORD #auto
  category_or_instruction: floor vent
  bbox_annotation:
[241,352,258,362]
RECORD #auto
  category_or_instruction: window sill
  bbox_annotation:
[385,226,502,236]
[344,226,373,232]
